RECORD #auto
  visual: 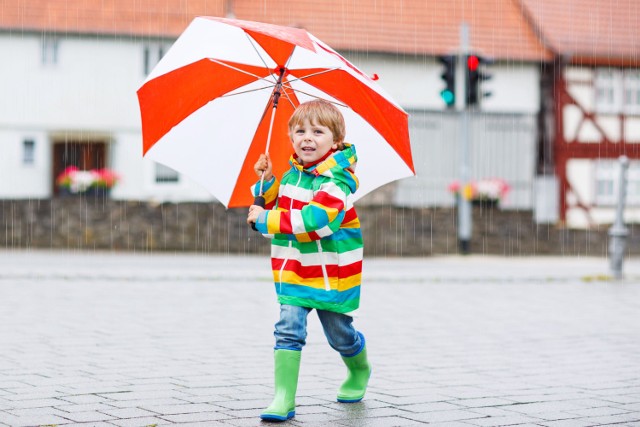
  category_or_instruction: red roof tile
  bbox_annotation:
[234,0,552,61]
[0,0,552,61]
[521,0,640,65]
[0,0,226,37]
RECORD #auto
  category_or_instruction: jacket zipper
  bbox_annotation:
[278,169,303,292]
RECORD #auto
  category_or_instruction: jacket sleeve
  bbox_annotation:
[255,179,350,241]
[251,176,279,210]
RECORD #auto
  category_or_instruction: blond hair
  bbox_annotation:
[288,99,346,149]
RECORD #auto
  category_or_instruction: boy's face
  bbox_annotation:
[290,119,338,165]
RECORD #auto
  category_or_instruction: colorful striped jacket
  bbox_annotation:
[252,144,363,314]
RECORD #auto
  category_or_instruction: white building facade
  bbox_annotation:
[0,32,213,203]
[560,66,640,227]
[1,31,542,210]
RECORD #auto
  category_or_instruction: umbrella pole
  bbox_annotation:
[257,109,278,197]
[258,67,286,197]
[252,67,286,231]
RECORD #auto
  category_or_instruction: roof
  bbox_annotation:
[520,0,640,66]
[232,0,552,61]
[0,0,226,38]
[0,0,554,61]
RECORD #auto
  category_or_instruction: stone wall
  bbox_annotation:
[1,198,638,256]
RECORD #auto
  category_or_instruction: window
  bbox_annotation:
[623,70,640,114]
[594,160,616,205]
[594,69,622,113]
[595,159,640,206]
[155,163,179,183]
[628,164,640,205]
[144,43,168,75]
[41,35,58,65]
[23,139,35,165]
[594,68,640,115]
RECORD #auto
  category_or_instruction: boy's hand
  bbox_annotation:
[254,154,273,181]
[247,205,265,225]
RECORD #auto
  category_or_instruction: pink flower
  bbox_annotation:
[56,167,120,193]
[92,168,120,188]
[447,178,510,201]
[447,180,461,193]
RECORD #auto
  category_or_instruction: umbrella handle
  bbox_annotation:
[250,196,266,231]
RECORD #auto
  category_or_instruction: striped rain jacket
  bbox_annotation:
[252,144,363,314]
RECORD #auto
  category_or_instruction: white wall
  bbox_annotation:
[561,66,640,227]
[347,53,540,113]
[343,53,540,209]
[0,33,541,204]
[110,131,213,202]
[0,130,50,198]
[0,35,140,129]
[0,32,215,201]
[395,111,537,209]
[566,159,640,227]
[480,63,540,114]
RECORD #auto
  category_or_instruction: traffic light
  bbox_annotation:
[437,55,456,108]
[465,54,493,107]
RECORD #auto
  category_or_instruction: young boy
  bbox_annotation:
[247,99,371,422]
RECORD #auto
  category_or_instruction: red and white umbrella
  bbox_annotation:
[137,16,415,208]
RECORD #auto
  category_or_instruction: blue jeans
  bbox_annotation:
[274,304,365,357]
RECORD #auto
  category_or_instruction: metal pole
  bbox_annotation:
[608,155,629,280]
[258,67,286,196]
[458,23,472,254]
[251,67,286,231]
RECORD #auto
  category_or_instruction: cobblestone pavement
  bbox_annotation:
[1,250,640,427]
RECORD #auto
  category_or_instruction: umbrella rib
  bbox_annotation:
[208,58,274,84]
[221,84,276,98]
[244,32,278,84]
[281,82,349,109]
[286,67,341,84]
[279,86,298,109]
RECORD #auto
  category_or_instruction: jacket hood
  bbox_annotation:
[290,143,359,194]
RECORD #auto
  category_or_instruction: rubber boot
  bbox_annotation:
[260,349,301,421]
[337,344,371,403]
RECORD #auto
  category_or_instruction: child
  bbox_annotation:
[247,99,371,422]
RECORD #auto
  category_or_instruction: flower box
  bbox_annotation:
[56,166,119,196]
[448,178,510,206]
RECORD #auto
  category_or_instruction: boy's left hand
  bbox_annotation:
[247,205,265,225]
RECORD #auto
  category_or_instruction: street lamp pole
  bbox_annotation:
[458,23,472,254]
[608,155,629,280]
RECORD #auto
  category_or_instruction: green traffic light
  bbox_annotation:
[440,89,455,106]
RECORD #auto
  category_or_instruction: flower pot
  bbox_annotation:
[472,198,499,209]
[55,167,118,198]
[85,187,111,198]
[56,187,111,198]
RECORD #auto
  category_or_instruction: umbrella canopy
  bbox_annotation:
[137,16,414,208]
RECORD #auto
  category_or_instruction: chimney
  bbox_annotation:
[225,0,235,18]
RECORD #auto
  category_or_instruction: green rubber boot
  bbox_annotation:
[337,344,371,403]
[260,349,301,421]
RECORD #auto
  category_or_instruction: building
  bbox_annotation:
[521,0,640,227]
[0,0,637,227]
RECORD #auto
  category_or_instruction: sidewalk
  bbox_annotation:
[1,250,639,426]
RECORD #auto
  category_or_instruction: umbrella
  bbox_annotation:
[137,16,415,208]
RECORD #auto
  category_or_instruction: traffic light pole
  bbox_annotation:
[457,23,472,254]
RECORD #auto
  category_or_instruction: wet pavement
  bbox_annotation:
[1,250,639,426]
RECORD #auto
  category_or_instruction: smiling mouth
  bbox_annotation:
[301,147,315,152]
